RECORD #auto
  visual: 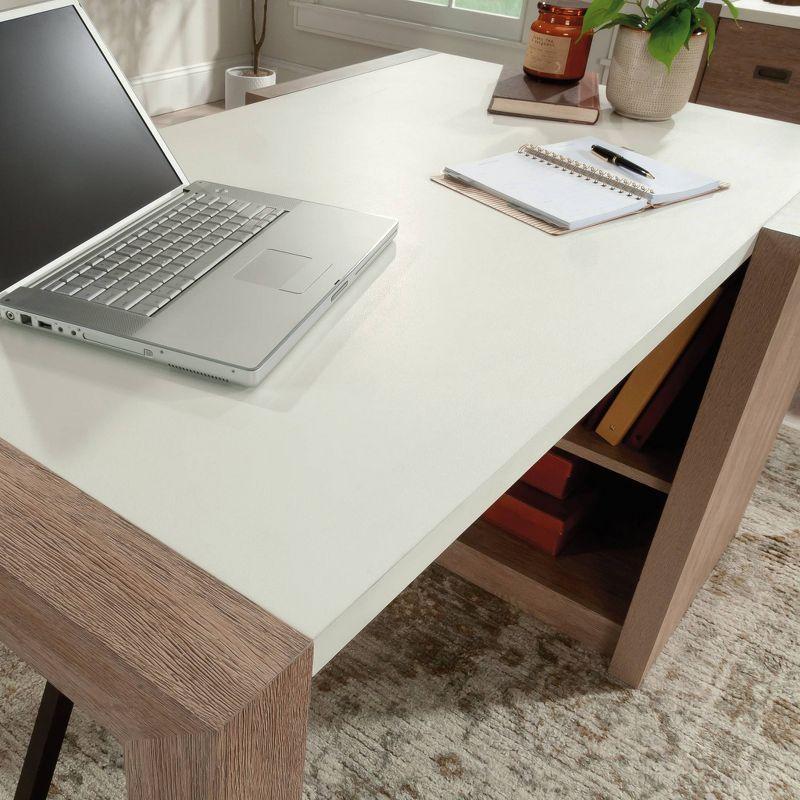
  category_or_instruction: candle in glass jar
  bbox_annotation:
[524,2,593,82]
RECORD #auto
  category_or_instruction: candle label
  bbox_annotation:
[524,31,571,75]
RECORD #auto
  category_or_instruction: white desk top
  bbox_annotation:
[722,0,800,29]
[2,53,799,673]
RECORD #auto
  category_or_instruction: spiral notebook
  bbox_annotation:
[437,137,724,233]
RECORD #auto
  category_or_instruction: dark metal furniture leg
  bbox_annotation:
[14,682,73,800]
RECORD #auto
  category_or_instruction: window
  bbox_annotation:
[307,0,531,42]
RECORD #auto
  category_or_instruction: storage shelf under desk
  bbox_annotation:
[557,424,680,494]
[438,473,664,656]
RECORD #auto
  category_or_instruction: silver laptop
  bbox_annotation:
[0,0,397,386]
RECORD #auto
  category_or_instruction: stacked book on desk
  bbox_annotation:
[483,450,597,556]
[585,275,740,450]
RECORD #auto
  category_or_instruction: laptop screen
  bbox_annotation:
[0,5,183,290]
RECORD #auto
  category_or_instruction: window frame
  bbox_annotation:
[314,0,530,41]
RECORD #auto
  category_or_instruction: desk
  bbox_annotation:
[2,52,799,799]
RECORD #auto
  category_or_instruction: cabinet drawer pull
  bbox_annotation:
[753,65,792,83]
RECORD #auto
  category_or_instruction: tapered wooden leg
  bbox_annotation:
[14,682,73,800]
[610,222,800,687]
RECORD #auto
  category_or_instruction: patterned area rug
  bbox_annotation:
[1,426,798,800]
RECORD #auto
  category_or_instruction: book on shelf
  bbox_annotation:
[624,278,740,450]
[582,377,627,431]
[487,68,600,125]
[482,482,597,556]
[594,288,722,446]
[521,450,586,500]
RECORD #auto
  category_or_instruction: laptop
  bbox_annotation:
[0,0,398,386]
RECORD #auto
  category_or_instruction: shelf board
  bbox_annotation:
[438,519,651,656]
[557,424,679,494]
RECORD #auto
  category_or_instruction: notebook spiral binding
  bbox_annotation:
[518,144,653,200]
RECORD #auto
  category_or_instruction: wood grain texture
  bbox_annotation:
[0,438,313,799]
[610,226,800,687]
[438,512,653,656]
[245,49,437,104]
[558,424,677,493]
[696,19,800,124]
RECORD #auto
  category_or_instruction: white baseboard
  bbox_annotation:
[131,55,320,116]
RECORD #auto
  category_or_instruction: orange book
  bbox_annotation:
[483,482,596,556]
[595,289,721,445]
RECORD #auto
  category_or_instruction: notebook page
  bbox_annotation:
[546,137,720,205]
[444,151,646,230]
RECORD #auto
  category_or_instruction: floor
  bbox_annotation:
[0,423,798,799]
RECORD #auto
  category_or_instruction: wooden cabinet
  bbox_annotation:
[695,17,800,124]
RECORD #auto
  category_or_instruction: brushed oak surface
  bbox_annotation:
[697,19,800,123]
[610,223,800,687]
[558,424,677,493]
[0,438,312,799]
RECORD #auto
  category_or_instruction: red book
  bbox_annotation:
[625,279,739,450]
[521,450,585,499]
[483,482,597,556]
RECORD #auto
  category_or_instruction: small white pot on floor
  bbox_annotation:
[225,66,276,109]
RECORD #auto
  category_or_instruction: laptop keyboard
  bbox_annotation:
[42,193,284,317]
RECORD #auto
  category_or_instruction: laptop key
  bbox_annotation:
[163,275,194,292]
[112,288,151,310]
[75,285,106,301]
[151,270,175,284]
[227,231,252,244]
[96,287,127,304]
[152,286,181,300]
[68,277,93,290]
[55,283,81,295]
[241,204,268,219]
[93,275,117,289]
[137,277,163,292]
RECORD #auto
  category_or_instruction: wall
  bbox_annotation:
[0,0,254,114]
[265,0,390,72]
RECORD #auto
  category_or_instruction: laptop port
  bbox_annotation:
[20,314,32,326]
[38,321,52,330]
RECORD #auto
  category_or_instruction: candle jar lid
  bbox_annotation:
[536,2,587,14]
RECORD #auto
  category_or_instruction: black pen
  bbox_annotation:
[591,144,655,180]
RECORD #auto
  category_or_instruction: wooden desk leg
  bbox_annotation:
[0,438,313,800]
[610,225,800,687]
[14,682,73,800]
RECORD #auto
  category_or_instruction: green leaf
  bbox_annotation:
[720,0,739,18]
[693,6,716,57]
[645,0,683,31]
[580,0,625,36]
[593,12,645,31]
[647,6,692,69]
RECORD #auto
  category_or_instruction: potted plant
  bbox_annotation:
[225,0,276,109]
[581,0,738,120]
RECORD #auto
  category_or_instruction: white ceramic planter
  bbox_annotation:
[225,66,276,110]
[606,27,706,121]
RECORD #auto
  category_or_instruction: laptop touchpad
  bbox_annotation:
[235,249,332,294]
